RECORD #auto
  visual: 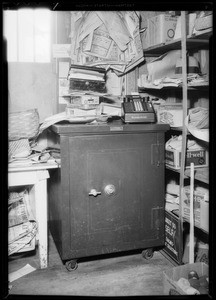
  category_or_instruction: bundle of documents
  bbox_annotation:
[68,64,106,81]
[166,135,204,151]
[8,190,38,255]
[70,11,144,74]
[9,222,37,255]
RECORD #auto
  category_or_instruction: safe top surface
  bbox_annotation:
[51,120,170,135]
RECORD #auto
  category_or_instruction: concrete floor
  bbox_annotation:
[8,233,174,296]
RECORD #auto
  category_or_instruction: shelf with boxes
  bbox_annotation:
[138,81,209,92]
[142,28,211,57]
[164,165,209,266]
[163,209,209,266]
[139,11,211,265]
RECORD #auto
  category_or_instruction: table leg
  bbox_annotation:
[34,179,48,269]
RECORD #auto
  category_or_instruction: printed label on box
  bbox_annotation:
[164,211,180,263]
[180,150,208,167]
[183,190,209,232]
[165,150,175,167]
[166,149,208,169]
[147,14,177,47]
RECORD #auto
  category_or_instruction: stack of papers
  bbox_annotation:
[138,74,208,90]
[8,190,37,255]
[70,11,144,75]
[68,65,106,82]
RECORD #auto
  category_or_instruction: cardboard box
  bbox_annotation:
[144,14,177,48]
[183,187,209,232]
[173,13,197,39]
[165,147,209,169]
[163,262,208,295]
[164,210,182,264]
[157,103,183,127]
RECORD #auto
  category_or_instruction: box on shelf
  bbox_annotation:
[157,103,183,127]
[70,95,100,106]
[163,262,209,295]
[164,210,182,265]
[183,187,209,232]
[165,147,209,170]
[173,13,197,39]
[143,14,177,48]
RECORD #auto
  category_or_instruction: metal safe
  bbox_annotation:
[48,122,169,270]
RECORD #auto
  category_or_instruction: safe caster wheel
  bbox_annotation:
[142,248,154,260]
[65,260,78,271]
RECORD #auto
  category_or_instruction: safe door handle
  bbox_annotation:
[89,189,101,197]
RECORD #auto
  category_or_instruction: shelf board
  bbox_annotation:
[187,83,209,90]
[169,127,191,135]
[166,165,209,184]
[143,29,212,56]
[138,83,209,92]
[184,167,209,184]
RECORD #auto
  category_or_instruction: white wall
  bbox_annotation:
[8,62,57,123]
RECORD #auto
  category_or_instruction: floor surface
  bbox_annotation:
[8,233,174,296]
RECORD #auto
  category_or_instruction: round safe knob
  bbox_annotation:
[104,184,116,196]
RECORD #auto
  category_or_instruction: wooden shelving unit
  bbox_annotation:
[142,12,211,265]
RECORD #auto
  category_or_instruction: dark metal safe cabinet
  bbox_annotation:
[48,122,169,270]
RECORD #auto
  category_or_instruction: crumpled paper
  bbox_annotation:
[188,107,209,129]
[166,135,202,151]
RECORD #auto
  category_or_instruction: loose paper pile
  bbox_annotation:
[8,190,38,255]
[70,11,144,74]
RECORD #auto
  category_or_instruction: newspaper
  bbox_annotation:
[8,190,34,227]
[82,24,115,59]
[95,11,131,52]
[77,11,103,46]
[8,189,38,255]
[124,22,145,72]
[70,11,144,75]
[8,221,37,255]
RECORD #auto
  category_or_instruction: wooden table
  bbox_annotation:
[8,162,59,269]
